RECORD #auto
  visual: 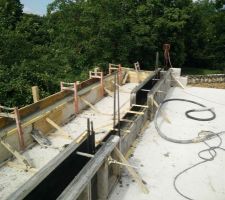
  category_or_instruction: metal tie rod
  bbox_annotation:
[140,89,151,92]
[108,156,138,169]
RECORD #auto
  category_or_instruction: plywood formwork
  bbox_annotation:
[0,68,154,199]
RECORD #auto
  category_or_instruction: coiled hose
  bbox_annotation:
[154,98,225,200]
[154,98,216,144]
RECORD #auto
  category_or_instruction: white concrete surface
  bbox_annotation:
[0,82,138,200]
[110,86,225,200]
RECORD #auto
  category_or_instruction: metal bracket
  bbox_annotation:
[134,61,140,71]
[109,63,123,85]
[0,106,25,150]
[60,82,79,114]
[89,68,104,97]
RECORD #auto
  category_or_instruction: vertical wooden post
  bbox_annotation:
[14,107,25,150]
[100,72,104,97]
[109,64,111,74]
[74,82,79,114]
[118,64,122,85]
[32,86,40,103]
[60,82,64,91]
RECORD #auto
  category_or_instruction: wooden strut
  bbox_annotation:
[151,97,171,124]
[46,118,72,139]
[114,147,149,194]
[79,96,112,116]
[7,162,37,173]
[171,74,185,89]
[122,73,129,85]
[112,81,131,93]
[7,101,67,137]
[0,139,33,169]
[104,88,113,97]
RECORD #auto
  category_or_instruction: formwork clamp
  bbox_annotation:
[89,68,104,97]
[60,82,79,114]
[109,63,123,85]
[0,105,25,150]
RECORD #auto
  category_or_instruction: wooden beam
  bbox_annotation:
[0,139,32,168]
[46,118,72,139]
[80,97,111,116]
[114,147,149,194]
[32,86,40,103]
[7,161,37,173]
[122,73,129,84]
[171,74,185,89]
[7,102,67,137]
[0,113,15,118]
[153,100,171,124]
[75,130,87,144]
[80,97,100,113]
[104,88,113,97]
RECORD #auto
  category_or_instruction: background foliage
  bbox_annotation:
[0,0,224,107]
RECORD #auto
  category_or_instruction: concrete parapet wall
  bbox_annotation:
[148,70,172,121]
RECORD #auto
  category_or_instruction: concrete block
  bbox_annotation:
[171,68,181,78]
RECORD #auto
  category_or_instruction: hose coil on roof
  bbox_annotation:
[154,98,216,144]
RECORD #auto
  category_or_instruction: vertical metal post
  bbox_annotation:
[14,107,25,150]
[74,82,79,114]
[113,74,116,130]
[118,64,122,85]
[100,72,104,97]
[155,52,159,71]
[87,118,90,154]
[91,121,95,154]
[117,73,120,137]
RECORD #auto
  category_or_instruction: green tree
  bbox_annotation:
[0,0,23,29]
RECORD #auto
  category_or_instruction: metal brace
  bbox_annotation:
[108,156,138,169]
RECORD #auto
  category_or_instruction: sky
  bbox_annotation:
[20,0,53,16]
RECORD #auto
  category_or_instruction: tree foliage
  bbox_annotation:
[0,0,224,107]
